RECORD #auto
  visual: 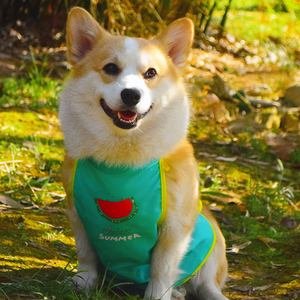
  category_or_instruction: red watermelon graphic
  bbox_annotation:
[95,197,138,223]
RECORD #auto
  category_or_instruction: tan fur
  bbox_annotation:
[201,206,228,289]
[60,7,228,300]
[61,153,75,207]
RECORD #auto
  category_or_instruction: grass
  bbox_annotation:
[1,76,299,299]
[0,48,62,112]
[0,76,61,112]
[216,9,300,41]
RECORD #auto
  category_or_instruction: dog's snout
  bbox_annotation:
[121,88,141,106]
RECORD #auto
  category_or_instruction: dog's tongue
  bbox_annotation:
[118,110,137,122]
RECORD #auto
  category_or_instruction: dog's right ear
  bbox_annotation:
[66,7,108,66]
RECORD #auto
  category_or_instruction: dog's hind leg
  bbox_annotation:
[184,257,228,300]
[184,213,228,300]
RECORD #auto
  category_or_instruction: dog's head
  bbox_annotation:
[59,7,194,164]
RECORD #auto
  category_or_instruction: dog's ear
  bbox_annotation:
[66,7,108,66]
[154,18,194,69]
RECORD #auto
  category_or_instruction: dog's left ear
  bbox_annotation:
[154,18,194,69]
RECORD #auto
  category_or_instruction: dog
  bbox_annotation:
[59,7,228,300]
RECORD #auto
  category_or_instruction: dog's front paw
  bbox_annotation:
[144,279,173,300]
[67,270,98,290]
[171,287,186,300]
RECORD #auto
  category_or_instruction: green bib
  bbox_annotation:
[72,158,216,290]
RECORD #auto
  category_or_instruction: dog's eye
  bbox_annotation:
[103,63,120,75]
[144,68,157,79]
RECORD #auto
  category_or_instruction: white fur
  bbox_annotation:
[67,205,100,289]
[99,38,153,115]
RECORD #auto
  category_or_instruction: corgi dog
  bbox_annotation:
[59,7,228,300]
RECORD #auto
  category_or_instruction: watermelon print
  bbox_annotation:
[95,197,138,223]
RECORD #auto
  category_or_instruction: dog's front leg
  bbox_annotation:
[144,221,192,300]
[144,141,200,300]
[67,204,100,289]
[62,154,100,289]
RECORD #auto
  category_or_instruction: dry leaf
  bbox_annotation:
[229,232,243,241]
[42,206,63,213]
[253,284,273,291]
[258,235,278,249]
[0,195,24,209]
[233,241,252,249]
[215,156,237,162]
[38,221,63,230]
[258,235,278,244]
[230,285,252,292]
[265,136,297,161]
[200,93,231,123]
[227,241,252,253]
[28,240,68,258]
[271,261,286,267]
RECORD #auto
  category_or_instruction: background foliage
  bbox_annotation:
[2,0,299,43]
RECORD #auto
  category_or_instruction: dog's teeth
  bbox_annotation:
[117,112,137,124]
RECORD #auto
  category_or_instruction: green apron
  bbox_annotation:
[72,158,216,290]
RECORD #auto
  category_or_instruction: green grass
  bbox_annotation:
[195,0,300,44]
[1,88,300,299]
[220,10,300,41]
[0,76,61,112]
[218,0,300,12]
[0,49,62,112]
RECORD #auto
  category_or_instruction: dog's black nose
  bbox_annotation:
[121,88,141,106]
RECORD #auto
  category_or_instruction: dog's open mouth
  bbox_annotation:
[100,98,153,129]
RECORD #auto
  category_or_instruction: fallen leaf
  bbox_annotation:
[0,195,24,209]
[240,157,270,166]
[42,206,63,213]
[230,285,252,292]
[271,261,286,267]
[233,241,252,249]
[28,240,68,258]
[215,156,237,162]
[229,232,243,241]
[258,235,278,244]
[258,235,278,249]
[227,241,252,253]
[38,221,64,230]
[55,240,69,249]
[253,284,273,291]
[197,152,216,158]
[265,136,298,161]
